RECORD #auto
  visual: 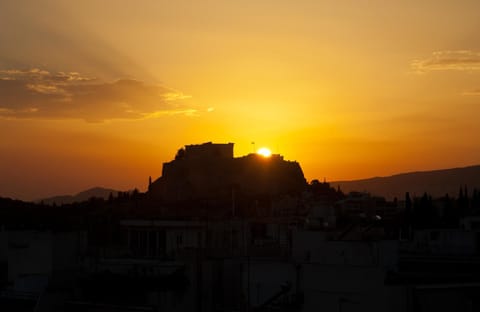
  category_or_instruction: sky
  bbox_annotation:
[1,0,480,200]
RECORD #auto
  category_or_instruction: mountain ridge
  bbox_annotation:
[35,165,480,204]
[331,164,480,200]
[38,187,121,205]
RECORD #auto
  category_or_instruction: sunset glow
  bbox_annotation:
[257,147,272,158]
[1,1,480,200]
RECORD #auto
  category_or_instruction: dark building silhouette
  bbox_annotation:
[3,143,480,312]
[148,142,307,203]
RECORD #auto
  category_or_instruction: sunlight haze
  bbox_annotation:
[1,0,480,200]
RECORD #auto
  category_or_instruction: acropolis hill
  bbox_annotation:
[148,142,307,203]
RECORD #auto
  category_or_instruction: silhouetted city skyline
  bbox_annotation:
[2,141,480,311]
[2,1,480,311]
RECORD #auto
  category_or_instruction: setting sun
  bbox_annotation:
[257,147,272,157]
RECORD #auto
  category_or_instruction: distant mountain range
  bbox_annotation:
[39,187,120,205]
[36,165,480,204]
[331,165,480,200]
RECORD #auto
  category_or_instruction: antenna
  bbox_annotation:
[251,141,255,153]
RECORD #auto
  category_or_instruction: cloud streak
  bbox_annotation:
[462,89,480,96]
[411,50,480,73]
[0,69,193,121]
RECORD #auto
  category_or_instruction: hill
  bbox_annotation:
[149,142,306,202]
[39,187,120,205]
[331,165,480,200]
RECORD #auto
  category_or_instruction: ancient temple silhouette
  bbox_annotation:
[148,142,307,202]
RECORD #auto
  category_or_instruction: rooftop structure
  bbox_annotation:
[183,142,234,159]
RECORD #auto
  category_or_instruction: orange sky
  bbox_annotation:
[1,0,480,200]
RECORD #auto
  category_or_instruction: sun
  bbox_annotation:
[257,147,272,157]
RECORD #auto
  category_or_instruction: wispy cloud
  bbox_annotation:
[0,68,193,121]
[411,50,480,73]
[462,89,480,96]
[162,92,192,102]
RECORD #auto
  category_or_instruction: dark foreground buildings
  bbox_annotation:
[1,142,480,311]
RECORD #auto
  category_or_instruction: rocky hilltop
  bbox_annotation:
[148,142,307,202]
